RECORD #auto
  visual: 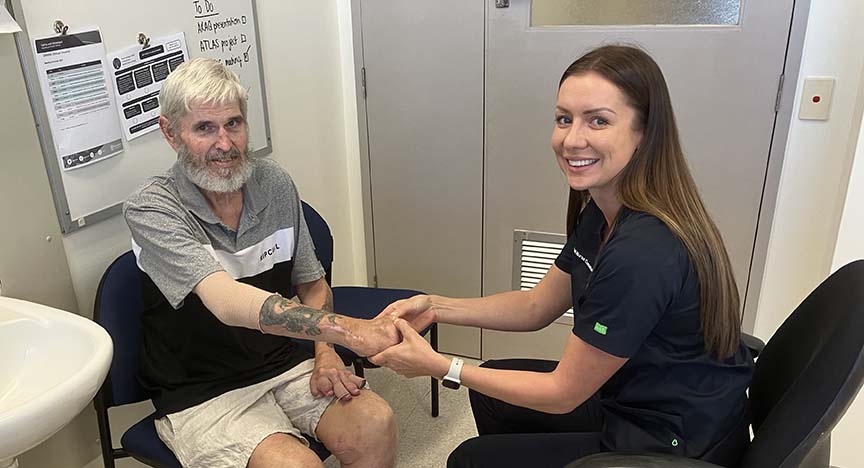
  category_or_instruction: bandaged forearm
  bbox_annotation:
[194,271,357,345]
[211,288,270,331]
[194,272,271,331]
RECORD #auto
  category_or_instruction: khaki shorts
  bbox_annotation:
[154,359,337,468]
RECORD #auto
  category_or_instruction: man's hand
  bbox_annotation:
[369,319,450,378]
[376,295,437,333]
[311,346,366,401]
[346,316,402,357]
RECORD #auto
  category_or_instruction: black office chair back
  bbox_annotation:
[743,260,864,468]
[302,201,334,284]
[94,250,149,409]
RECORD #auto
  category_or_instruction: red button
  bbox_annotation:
[813,95,822,103]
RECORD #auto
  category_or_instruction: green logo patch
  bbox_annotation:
[593,322,608,335]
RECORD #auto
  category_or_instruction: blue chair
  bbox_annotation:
[301,201,439,417]
[93,251,331,468]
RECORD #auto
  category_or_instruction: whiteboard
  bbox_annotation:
[8,0,271,233]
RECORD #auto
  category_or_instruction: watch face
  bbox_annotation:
[442,379,460,390]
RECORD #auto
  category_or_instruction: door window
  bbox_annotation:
[531,0,741,26]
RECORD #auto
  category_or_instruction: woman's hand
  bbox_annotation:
[369,319,450,378]
[377,295,437,333]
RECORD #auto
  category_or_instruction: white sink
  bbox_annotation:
[0,297,113,466]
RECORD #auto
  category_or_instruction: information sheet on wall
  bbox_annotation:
[33,29,124,171]
[107,33,190,141]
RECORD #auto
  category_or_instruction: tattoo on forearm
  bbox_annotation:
[260,294,339,337]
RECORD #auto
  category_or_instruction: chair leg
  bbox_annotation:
[94,397,117,468]
[431,323,439,417]
[353,359,365,379]
[431,376,439,417]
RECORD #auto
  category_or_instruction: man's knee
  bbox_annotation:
[324,393,396,457]
[249,433,324,468]
[352,395,395,446]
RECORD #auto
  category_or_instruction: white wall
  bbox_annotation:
[336,0,368,285]
[255,0,365,287]
[833,109,864,272]
[828,88,864,467]
[754,1,864,466]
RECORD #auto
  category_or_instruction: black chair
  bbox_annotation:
[93,251,331,468]
[301,201,440,417]
[567,260,864,468]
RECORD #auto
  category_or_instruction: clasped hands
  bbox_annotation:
[310,295,445,401]
[367,295,451,379]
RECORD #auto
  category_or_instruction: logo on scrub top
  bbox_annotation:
[594,322,608,335]
[574,248,594,272]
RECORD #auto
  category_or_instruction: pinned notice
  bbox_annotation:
[107,32,190,141]
[33,29,124,171]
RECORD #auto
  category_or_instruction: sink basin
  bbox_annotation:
[0,297,113,463]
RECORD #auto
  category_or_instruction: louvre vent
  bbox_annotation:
[512,230,573,318]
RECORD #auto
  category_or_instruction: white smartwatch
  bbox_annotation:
[442,357,464,390]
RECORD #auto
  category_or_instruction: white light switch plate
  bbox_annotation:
[799,77,835,120]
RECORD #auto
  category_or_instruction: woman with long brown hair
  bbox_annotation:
[370,45,754,467]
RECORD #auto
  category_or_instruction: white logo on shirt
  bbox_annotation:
[573,247,594,272]
[205,228,295,279]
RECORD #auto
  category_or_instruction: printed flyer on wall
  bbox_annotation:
[107,32,189,141]
[33,29,124,171]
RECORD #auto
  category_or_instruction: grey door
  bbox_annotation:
[358,1,485,356]
[484,0,795,335]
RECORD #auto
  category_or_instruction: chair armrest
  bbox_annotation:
[741,332,766,359]
[564,453,723,468]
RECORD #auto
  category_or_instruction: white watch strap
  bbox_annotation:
[444,357,464,382]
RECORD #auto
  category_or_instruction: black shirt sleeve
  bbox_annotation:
[554,230,578,273]
[572,215,688,358]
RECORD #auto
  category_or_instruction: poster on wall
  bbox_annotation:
[33,29,124,171]
[107,32,190,141]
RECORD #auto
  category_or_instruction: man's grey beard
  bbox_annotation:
[178,143,254,193]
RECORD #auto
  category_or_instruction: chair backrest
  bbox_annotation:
[301,201,334,284]
[94,250,149,408]
[743,260,864,468]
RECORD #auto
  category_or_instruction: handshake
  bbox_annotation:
[348,295,450,380]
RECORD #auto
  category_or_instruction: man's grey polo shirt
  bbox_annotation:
[126,157,324,307]
[124,157,325,416]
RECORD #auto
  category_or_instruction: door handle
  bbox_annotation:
[496,0,509,8]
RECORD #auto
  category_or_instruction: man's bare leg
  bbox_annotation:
[247,433,324,468]
[316,391,397,468]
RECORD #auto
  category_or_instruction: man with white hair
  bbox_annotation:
[124,58,397,468]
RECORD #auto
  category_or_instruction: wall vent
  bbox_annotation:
[512,230,573,319]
